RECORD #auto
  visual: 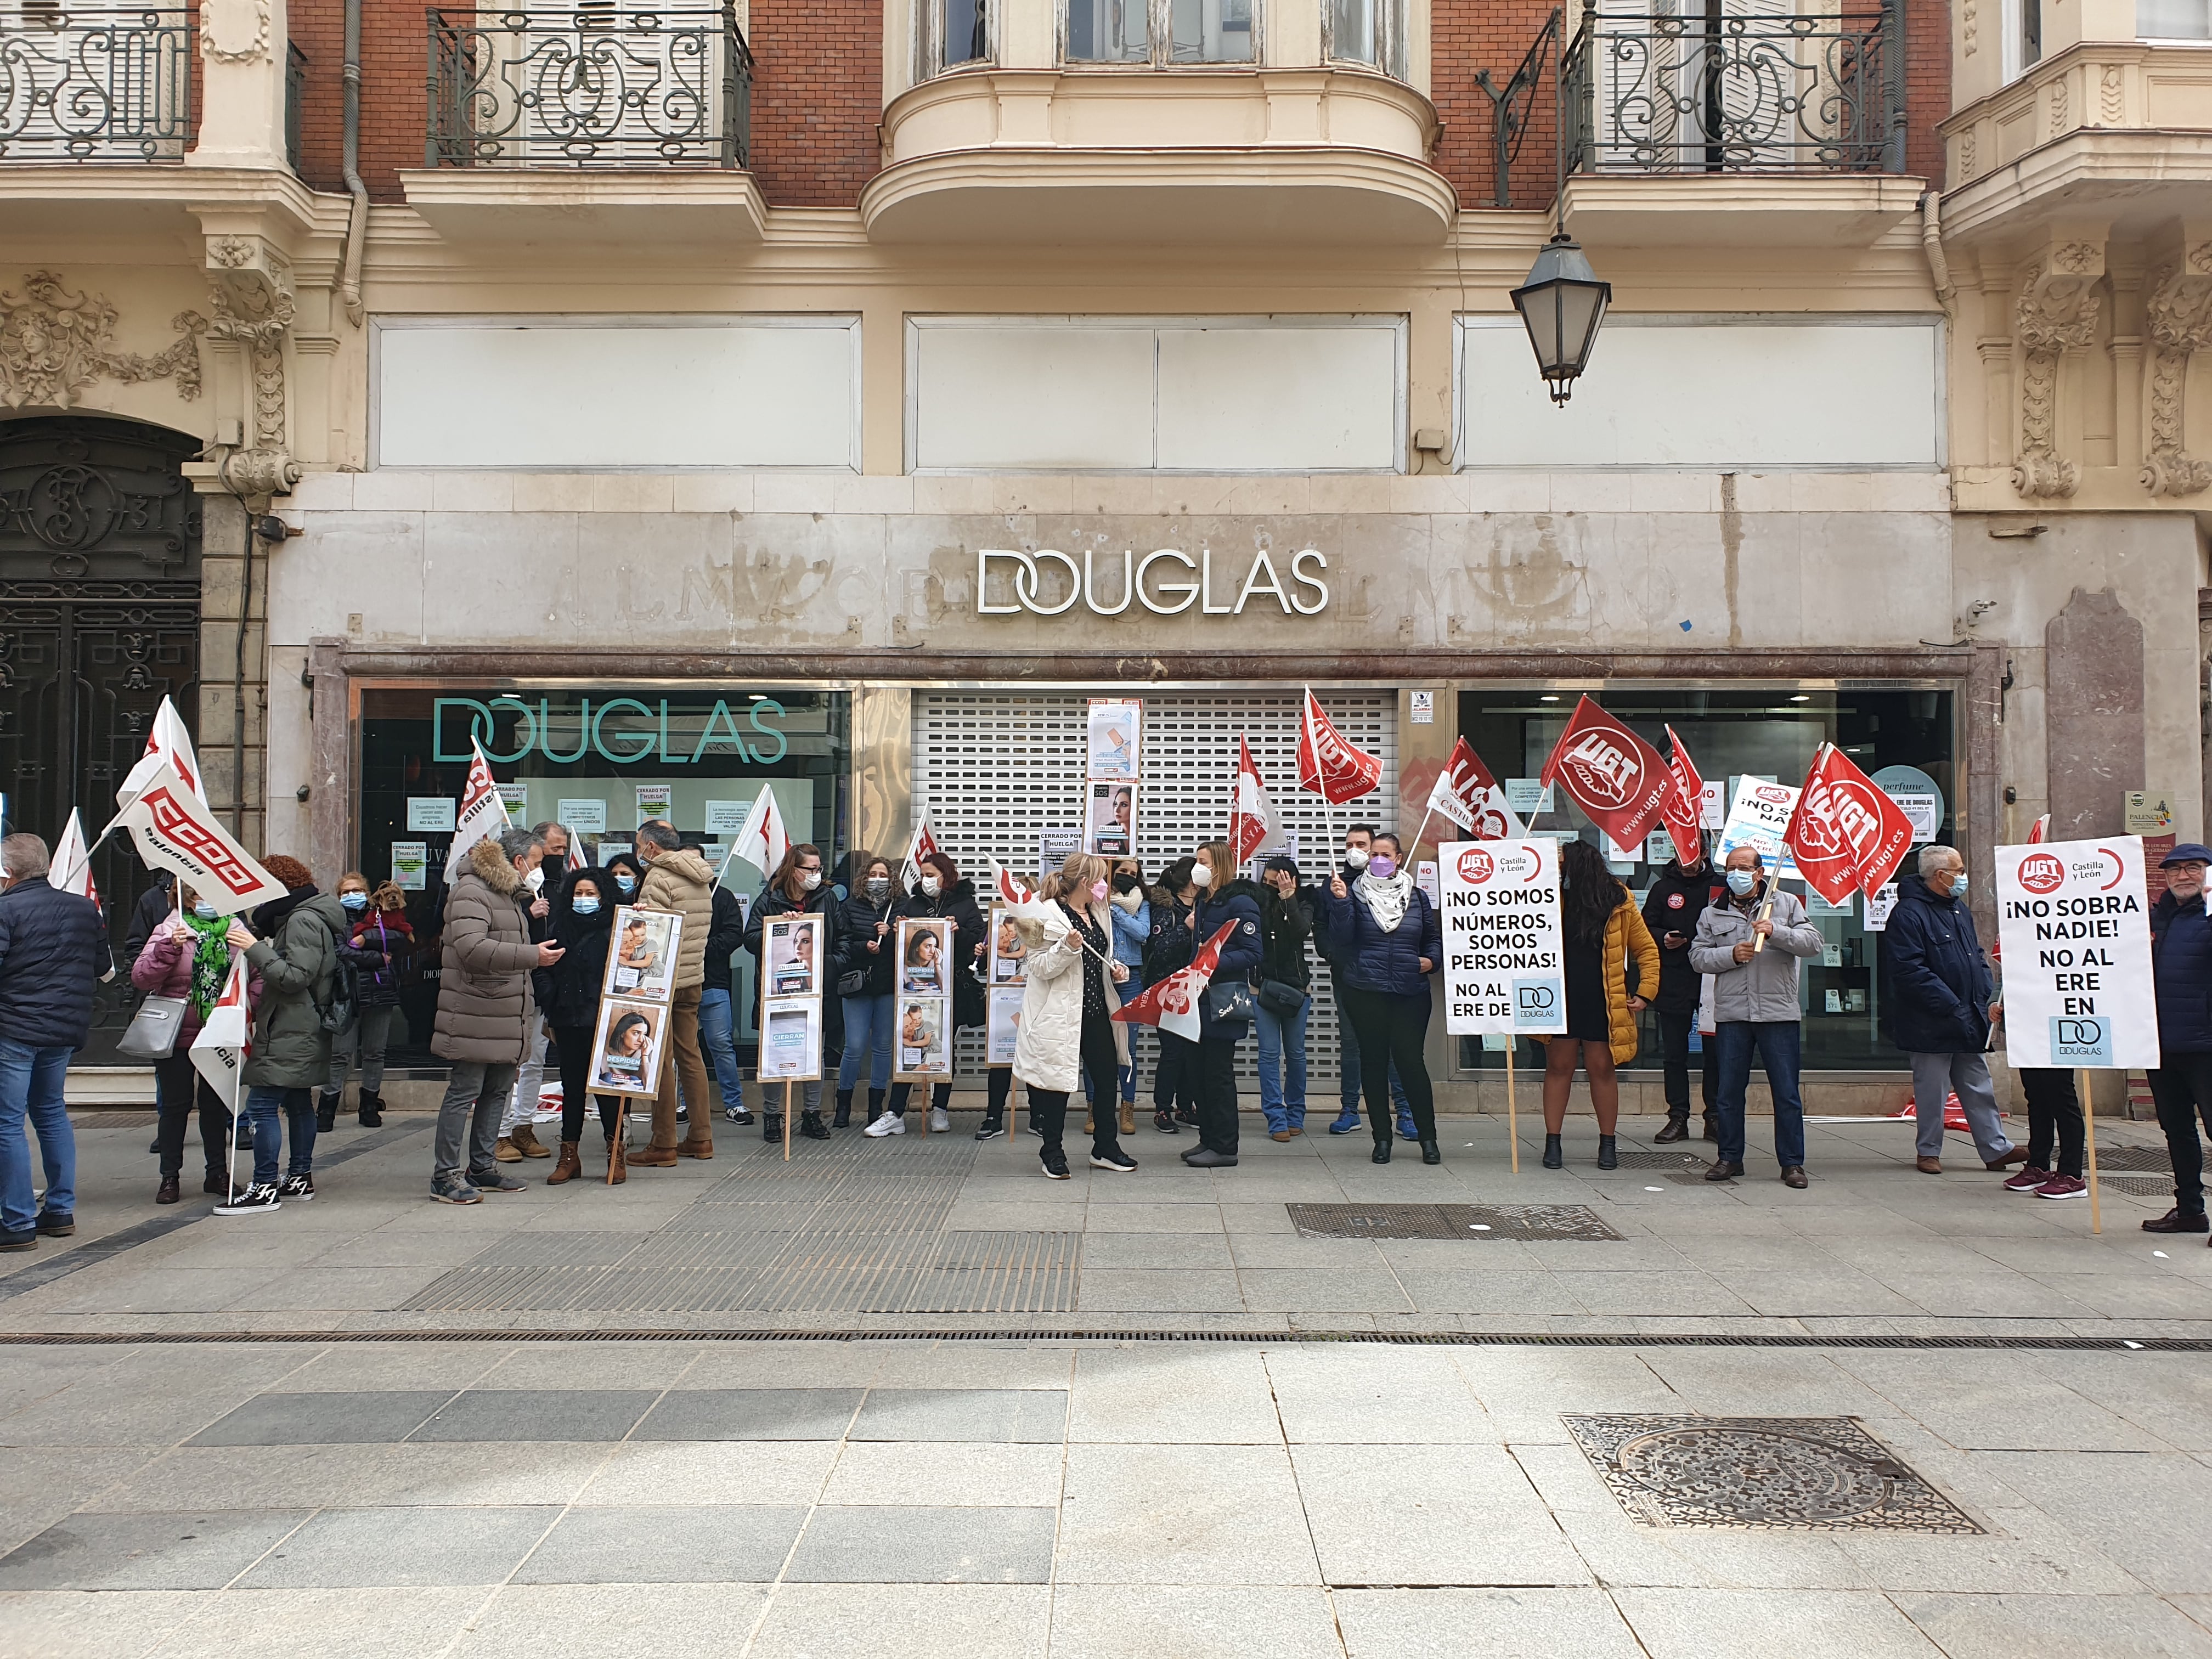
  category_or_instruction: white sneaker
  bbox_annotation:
[929,1108,951,1133]
[864,1112,906,1137]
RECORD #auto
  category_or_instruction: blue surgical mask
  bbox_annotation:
[572,897,600,916]
[1726,868,1757,896]
[193,902,219,920]
[341,891,368,911]
[1950,875,1968,901]
[615,874,636,895]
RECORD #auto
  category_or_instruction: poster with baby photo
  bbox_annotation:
[757,995,823,1082]
[988,905,1027,985]
[894,995,952,1081]
[588,996,668,1099]
[986,985,1024,1066]
[896,916,952,996]
[603,906,680,1001]
[765,913,825,998]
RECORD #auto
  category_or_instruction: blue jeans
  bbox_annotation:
[1339,1006,1409,1118]
[696,987,746,1116]
[1712,1021,1807,1169]
[838,992,894,1092]
[244,1085,317,1187]
[0,1037,74,1234]
[1256,996,1311,1131]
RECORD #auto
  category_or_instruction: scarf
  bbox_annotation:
[1354,867,1417,935]
[182,912,232,1018]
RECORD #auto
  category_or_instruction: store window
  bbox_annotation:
[1453,686,1957,1076]
[357,686,850,1070]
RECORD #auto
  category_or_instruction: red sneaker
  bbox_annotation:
[2035,1173,2088,1201]
[2002,1165,2051,1193]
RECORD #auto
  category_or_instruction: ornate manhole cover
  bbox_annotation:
[1564,1415,1982,1533]
[1287,1203,1623,1242]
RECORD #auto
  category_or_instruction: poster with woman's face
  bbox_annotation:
[757,995,823,1082]
[588,995,667,1098]
[986,984,1023,1065]
[766,915,825,998]
[1087,698,1141,780]
[989,906,1026,985]
[605,907,680,1000]
[1085,781,1136,859]
[895,996,952,1078]
[898,916,952,995]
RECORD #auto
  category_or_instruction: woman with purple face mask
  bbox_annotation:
[1322,831,1444,1165]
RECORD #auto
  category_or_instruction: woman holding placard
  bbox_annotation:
[882,851,986,1135]
[833,853,901,1131]
[1323,831,1442,1166]
[743,843,839,1142]
[1013,853,1137,1180]
[1535,838,1660,1172]
[536,868,628,1184]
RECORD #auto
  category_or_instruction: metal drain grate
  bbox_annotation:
[1564,1414,1983,1533]
[1606,1149,1716,1170]
[2101,1174,2174,1197]
[2091,1147,2174,1173]
[1287,1204,1624,1242]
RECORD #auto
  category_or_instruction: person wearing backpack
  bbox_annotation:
[220,855,348,1214]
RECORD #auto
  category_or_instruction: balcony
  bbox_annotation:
[1500,2,1921,246]
[399,3,766,245]
[0,2,194,163]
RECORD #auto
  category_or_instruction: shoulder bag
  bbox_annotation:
[1257,978,1308,1017]
[1206,977,1256,1028]
[116,994,187,1060]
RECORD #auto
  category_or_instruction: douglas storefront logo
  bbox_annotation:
[433,695,790,766]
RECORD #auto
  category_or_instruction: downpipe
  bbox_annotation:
[338,0,366,325]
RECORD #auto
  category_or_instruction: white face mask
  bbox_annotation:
[523,866,544,893]
[1343,847,1370,870]
[1191,864,1212,888]
[921,876,941,896]
[799,870,822,891]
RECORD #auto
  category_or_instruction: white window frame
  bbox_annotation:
[905,313,1409,475]
[1321,0,1405,79]
[1058,0,1263,65]
[920,0,996,80]
[1450,312,1948,473]
[368,313,864,472]
[2001,0,2042,80]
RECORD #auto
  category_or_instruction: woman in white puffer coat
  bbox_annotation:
[1013,852,1137,1180]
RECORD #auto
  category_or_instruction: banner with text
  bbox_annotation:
[1995,836,2159,1070]
[1440,839,1567,1037]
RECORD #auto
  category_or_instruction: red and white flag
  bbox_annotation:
[1660,724,1706,866]
[1229,736,1277,865]
[48,809,99,907]
[1426,737,1523,841]
[446,740,512,877]
[117,695,207,809]
[1113,918,1236,1041]
[721,785,790,884]
[189,952,253,1111]
[1784,743,1917,904]
[987,855,1056,922]
[566,833,585,874]
[1296,689,1381,805]
[2027,814,2050,845]
[900,817,943,890]
[1538,696,1675,853]
[100,758,286,916]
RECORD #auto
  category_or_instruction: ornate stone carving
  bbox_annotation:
[2141,245,2212,498]
[0,273,206,411]
[199,0,271,64]
[200,236,298,498]
[2014,247,2104,499]
[2101,64,2125,125]
[1960,128,1977,181]
[1962,0,1977,54]
[2049,76,2067,136]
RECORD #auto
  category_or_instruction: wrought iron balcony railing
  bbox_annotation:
[285,40,306,173]
[425,3,753,168]
[0,2,194,162]
[1560,1,1903,177]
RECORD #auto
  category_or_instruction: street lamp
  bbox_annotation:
[1510,230,1611,406]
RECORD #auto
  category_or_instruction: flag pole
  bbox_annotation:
[2079,1065,2101,1235]
[1505,1039,1519,1174]
[1410,805,1435,861]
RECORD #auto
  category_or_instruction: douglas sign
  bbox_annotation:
[978,546,1329,618]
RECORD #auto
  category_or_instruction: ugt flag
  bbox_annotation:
[1229,736,1277,865]
[1660,724,1706,866]
[117,695,207,809]
[1113,918,1237,1041]
[48,809,99,906]
[1427,737,1523,841]
[445,740,512,876]
[1296,689,1381,805]
[1785,743,1916,904]
[1538,696,1674,852]
[101,759,287,916]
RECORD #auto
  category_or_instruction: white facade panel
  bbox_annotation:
[374,318,860,470]
[1157,325,1402,471]
[1457,317,1942,469]
[911,324,1155,471]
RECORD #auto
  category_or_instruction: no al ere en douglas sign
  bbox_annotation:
[1440,839,1567,1037]
[1995,836,2159,1069]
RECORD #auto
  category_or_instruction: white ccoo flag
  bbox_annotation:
[445,740,512,877]
[101,758,286,916]
[48,809,100,906]
[117,696,208,809]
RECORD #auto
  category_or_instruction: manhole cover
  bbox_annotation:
[1287,1204,1622,1242]
[1606,1149,1713,1170]
[1564,1414,1982,1533]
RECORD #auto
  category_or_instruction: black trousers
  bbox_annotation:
[887,1079,952,1117]
[1341,987,1436,1143]
[154,1051,228,1181]
[1028,1037,1125,1161]
[552,1024,624,1144]
[2018,1066,2085,1179]
[1154,1030,1199,1115]
[1656,1008,1719,1117]
[2149,1052,2212,1213]
[1194,1036,1242,1155]
[985,1066,1012,1122]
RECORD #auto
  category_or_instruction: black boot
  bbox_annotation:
[1371,1132,1392,1165]
[1542,1133,1564,1170]
[1702,1114,1720,1144]
[762,1112,783,1142]
[1597,1135,1618,1171]
[1420,1139,1441,1166]
[833,1088,854,1129]
[1654,1112,1690,1144]
[357,1090,384,1128]
[800,1109,832,1141]
[316,1091,340,1133]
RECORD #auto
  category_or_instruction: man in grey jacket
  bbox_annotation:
[1690,846,1822,1187]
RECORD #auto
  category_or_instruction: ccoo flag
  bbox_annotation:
[1538,696,1675,853]
[1229,736,1277,865]
[101,758,287,916]
[445,740,512,877]
[1784,743,1917,904]
[1660,724,1707,866]
[48,809,100,906]
[117,695,207,809]
[1296,689,1382,805]
[1426,737,1524,841]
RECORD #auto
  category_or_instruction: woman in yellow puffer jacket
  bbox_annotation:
[1537,838,1660,1172]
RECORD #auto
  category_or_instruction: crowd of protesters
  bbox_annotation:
[5,820,2212,1243]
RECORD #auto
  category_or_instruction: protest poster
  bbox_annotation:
[1863,883,1898,930]
[987,985,1023,1064]
[390,841,427,891]
[1040,828,1081,881]
[986,902,1025,1071]
[588,997,669,1098]
[560,798,608,835]
[1717,777,1801,877]
[895,916,956,1083]
[704,799,749,837]
[610,909,680,1000]
[1505,778,1554,818]
[494,782,528,819]
[1087,698,1141,780]
[635,783,673,823]
[1086,781,1136,858]
[758,996,823,1082]
[765,914,825,998]
[1440,839,1567,1039]
[1996,837,2158,1070]
[989,904,1028,985]
[407,796,455,832]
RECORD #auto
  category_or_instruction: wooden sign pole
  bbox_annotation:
[2079,1065,2101,1235]
[1506,1039,1520,1175]
[783,1079,793,1161]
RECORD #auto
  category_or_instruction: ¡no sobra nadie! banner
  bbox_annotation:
[1440,839,1568,1038]
[1995,835,2159,1070]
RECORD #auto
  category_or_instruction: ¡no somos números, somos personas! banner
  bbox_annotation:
[1995,835,2160,1070]
[1440,838,1567,1037]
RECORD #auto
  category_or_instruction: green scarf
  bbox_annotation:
[182,912,232,1018]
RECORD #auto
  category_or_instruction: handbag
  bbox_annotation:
[837,968,869,997]
[116,995,187,1060]
[1257,978,1308,1017]
[1206,977,1256,1028]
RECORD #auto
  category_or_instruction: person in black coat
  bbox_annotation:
[1183,838,1263,1168]
[832,852,902,1128]
[744,842,840,1141]
[0,833,114,1248]
[1143,856,1200,1133]
[2145,844,2212,1232]
[883,852,986,1132]
[1322,830,1444,1166]
[534,867,624,1182]
[1641,843,1722,1144]
[121,871,176,973]
[1254,855,1314,1141]
[698,876,753,1128]
[1884,845,2022,1176]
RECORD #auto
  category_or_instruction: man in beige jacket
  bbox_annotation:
[632,821,715,1163]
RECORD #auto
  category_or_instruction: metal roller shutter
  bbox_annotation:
[911,690,1399,1084]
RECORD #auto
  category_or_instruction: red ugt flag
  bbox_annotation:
[1784,743,1916,904]
[1427,737,1523,840]
[1296,689,1381,805]
[1660,724,1706,866]
[1113,918,1237,1041]
[1538,696,1674,852]
[1229,736,1276,865]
